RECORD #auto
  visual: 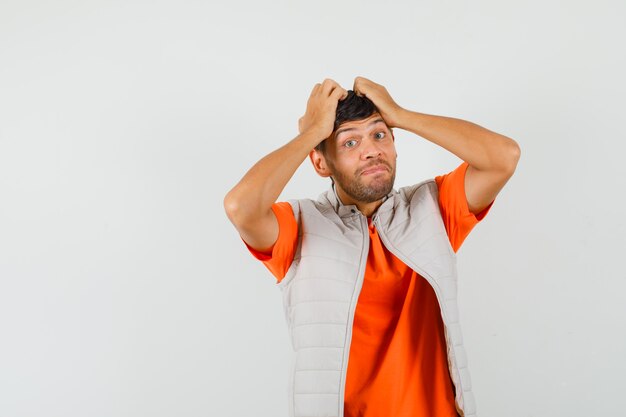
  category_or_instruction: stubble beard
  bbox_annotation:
[328,159,396,204]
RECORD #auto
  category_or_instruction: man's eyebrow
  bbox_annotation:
[334,118,386,138]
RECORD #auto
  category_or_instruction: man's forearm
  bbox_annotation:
[224,79,347,250]
[396,109,520,171]
[224,129,323,225]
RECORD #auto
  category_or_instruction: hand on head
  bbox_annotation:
[352,76,404,128]
[298,77,404,142]
[298,79,348,140]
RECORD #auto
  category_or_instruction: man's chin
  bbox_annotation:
[365,175,394,192]
[368,187,394,201]
[356,180,395,203]
[332,170,395,204]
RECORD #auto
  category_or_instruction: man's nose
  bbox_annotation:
[361,139,382,159]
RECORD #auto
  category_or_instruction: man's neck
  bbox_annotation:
[335,187,384,217]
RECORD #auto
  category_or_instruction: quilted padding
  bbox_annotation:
[278,180,477,417]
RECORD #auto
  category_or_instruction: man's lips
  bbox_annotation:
[360,164,389,176]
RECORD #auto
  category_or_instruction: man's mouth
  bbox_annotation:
[360,164,389,176]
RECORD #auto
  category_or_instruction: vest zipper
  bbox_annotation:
[371,213,465,413]
[337,212,370,417]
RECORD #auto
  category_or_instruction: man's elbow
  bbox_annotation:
[509,139,521,170]
[500,138,521,175]
[223,190,243,226]
[224,190,266,229]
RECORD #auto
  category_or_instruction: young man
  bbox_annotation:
[224,77,520,417]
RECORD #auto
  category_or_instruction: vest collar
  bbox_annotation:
[326,182,397,217]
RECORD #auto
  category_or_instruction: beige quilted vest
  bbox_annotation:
[278,178,477,417]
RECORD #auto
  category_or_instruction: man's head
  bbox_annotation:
[310,90,397,205]
[314,91,379,154]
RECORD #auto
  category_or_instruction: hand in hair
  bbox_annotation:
[298,79,348,140]
[224,79,347,253]
[353,76,405,128]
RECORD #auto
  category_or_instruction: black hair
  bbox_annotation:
[315,90,379,154]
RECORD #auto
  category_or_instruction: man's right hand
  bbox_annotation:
[298,79,348,140]
[224,79,347,253]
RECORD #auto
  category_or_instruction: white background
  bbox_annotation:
[1,1,625,416]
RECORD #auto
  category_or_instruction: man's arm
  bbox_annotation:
[353,76,521,215]
[223,79,347,251]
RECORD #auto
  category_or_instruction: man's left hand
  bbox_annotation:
[353,76,405,128]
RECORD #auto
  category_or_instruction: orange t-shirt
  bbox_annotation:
[244,161,494,417]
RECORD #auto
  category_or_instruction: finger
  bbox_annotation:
[309,83,321,97]
[327,84,342,99]
[321,78,340,96]
[328,81,349,101]
[353,77,361,94]
[309,83,322,98]
[354,75,372,86]
[330,86,348,101]
[307,83,322,104]
[353,76,371,96]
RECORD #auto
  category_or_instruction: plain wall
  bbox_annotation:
[1,0,625,416]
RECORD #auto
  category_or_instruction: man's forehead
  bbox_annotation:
[334,113,387,137]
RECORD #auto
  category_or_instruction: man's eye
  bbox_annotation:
[374,131,386,140]
[344,139,358,148]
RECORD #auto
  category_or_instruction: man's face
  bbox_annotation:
[320,113,397,204]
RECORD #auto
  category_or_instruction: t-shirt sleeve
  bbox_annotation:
[242,202,298,283]
[434,161,494,253]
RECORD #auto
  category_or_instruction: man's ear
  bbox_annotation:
[309,149,332,178]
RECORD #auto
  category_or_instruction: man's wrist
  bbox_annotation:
[299,128,330,147]
[394,108,418,131]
